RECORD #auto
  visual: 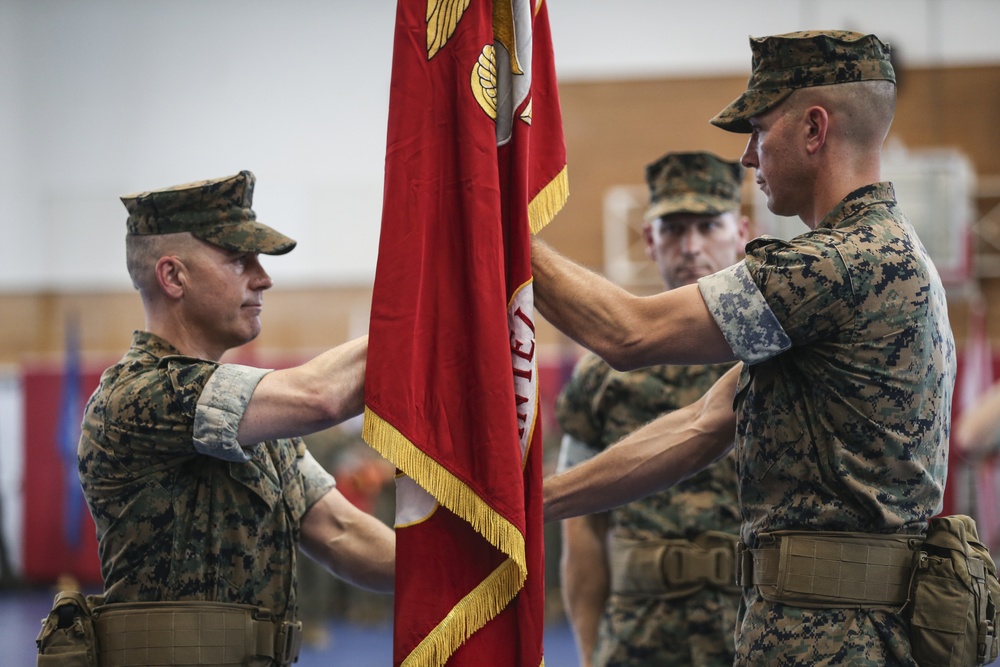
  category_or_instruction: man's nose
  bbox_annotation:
[679,227,703,254]
[741,136,757,168]
[249,258,273,290]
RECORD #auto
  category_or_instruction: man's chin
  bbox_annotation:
[235,320,262,347]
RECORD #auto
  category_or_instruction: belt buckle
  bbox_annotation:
[735,542,752,587]
[276,621,303,666]
[662,543,735,588]
[706,546,735,586]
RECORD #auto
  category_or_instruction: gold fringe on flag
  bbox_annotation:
[364,161,564,666]
[528,165,569,235]
[363,407,528,577]
[363,407,531,665]
[401,558,522,667]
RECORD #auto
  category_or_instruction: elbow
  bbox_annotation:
[305,368,365,427]
[296,383,341,429]
[319,388,364,425]
[590,303,665,372]
[594,336,651,373]
[602,353,643,373]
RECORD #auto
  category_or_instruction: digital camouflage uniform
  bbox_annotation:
[78,330,336,621]
[557,354,741,666]
[121,170,296,255]
[709,30,896,135]
[698,183,955,665]
[699,31,956,665]
[77,171,323,628]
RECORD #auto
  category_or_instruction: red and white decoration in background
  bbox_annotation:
[949,303,1000,552]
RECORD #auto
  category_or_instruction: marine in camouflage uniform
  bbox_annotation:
[555,152,747,667]
[75,172,394,666]
[699,181,953,665]
[79,331,330,619]
[557,359,740,667]
[699,32,954,666]
[533,31,956,667]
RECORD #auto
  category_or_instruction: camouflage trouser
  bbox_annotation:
[734,588,917,666]
[592,589,739,667]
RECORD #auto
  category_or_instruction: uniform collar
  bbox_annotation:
[131,330,184,358]
[816,181,896,231]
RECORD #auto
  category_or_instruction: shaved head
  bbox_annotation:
[125,232,198,293]
[790,79,896,148]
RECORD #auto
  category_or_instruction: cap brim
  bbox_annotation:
[645,195,739,221]
[196,221,297,255]
[710,87,793,133]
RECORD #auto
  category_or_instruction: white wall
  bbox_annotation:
[550,0,1000,79]
[2,0,998,291]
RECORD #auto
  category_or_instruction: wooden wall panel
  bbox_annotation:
[3,64,999,366]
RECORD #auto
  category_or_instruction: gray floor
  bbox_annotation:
[6,586,579,667]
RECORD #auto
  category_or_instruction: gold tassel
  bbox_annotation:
[363,406,528,576]
[401,559,521,666]
[363,407,534,665]
[528,165,569,235]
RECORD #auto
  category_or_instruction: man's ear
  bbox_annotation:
[737,214,751,246]
[155,256,186,299]
[804,105,829,155]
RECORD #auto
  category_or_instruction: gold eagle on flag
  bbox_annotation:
[426,0,532,138]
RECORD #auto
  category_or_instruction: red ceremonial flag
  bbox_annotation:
[363,1,567,665]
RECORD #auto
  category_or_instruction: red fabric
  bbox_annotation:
[364,1,565,664]
[21,366,103,585]
[943,344,1000,520]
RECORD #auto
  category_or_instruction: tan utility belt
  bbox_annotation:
[736,530,924,609]
[609,531,741,599]
[91,600,301,667]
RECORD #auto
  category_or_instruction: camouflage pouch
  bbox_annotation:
[35,591,98,667]
[907,515,1000,666]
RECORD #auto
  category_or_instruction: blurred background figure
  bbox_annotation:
[556,151,748,667]
[298,421,396,649]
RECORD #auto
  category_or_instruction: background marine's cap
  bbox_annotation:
[644,151,745,221]
[711,30,895,133]
[120,170,296,255]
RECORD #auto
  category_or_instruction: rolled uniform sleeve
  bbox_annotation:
[556,434,599,473]
[698,261,791,364]
[555,354,607,472]
[194,363,272,462]
[698,234,855,364]
[297,447,338,509]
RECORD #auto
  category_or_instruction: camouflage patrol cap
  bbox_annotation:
[120,170,296,255]
[711,30,895,133]
[644,151,745,221]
